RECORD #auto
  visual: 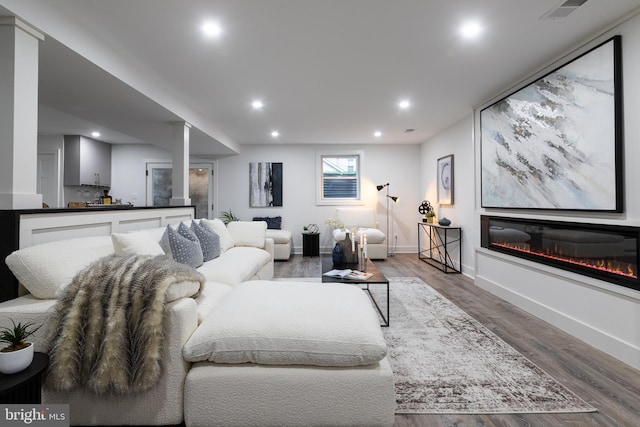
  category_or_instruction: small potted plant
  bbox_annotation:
[0,320,40,374]
[418,200,436,223]
[220,209,240,225]
[425,209,436,223]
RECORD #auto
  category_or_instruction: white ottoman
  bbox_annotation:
[183,280,396,426]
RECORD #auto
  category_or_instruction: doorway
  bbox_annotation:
[37,151,61,208]
[146,163,214,219]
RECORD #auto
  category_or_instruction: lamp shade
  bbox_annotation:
[387,195,399,203]
[376,183,389,191]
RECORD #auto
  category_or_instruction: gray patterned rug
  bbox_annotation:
[380,277,597,414]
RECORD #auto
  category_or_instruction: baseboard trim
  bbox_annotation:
[474,273,640,370]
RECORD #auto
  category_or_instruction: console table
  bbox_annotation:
[418,222,462,273]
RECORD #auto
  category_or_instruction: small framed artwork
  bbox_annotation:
[437,155,454,205]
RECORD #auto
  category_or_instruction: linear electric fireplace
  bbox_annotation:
[481,216,639,291]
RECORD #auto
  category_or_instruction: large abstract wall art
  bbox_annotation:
[480,36,622,211]
[249,162,283,207]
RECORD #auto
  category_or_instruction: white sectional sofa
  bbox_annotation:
[0,217,395,426]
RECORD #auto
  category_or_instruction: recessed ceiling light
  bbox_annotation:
[251,100,264,110]
[202,21,223,38]
[398,100,411,110]
[91,131,101,137]
[373,131,382,138]
[459,21,483,39]
[270,130,280,138]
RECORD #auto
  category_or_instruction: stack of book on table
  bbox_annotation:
[323,269,373,281]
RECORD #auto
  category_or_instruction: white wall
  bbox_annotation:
[110,144,173,206]
[111,144,218,208]
[217,144,421,254]
[419,116,476,276]
[421,13,640,369]
[109,143,422,255]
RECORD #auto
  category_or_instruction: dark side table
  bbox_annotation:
[0,352,49,404]
[302,232,320,257]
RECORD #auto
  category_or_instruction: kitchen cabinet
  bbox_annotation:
[64,135,111,187]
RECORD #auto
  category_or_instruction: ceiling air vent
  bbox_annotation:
[541,0,588,19]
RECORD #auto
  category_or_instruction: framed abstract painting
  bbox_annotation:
[249,162,283,207]
[437,154,454,205]
[480,36,622,211]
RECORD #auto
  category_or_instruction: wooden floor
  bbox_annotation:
[275,253,640,427]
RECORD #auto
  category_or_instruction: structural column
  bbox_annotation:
[169,121,192,206]
[0,17,44,209]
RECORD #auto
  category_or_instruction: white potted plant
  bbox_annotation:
[0,320,40,374]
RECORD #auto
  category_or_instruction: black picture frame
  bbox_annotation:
[249,162,283,207]
[480,36,623,211]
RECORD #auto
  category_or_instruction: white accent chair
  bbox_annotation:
[253,216,292,261]
[331,207,387,260]
[266,229,292,260]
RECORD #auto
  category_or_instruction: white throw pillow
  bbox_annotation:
[200,218,235,253]
[226,221,266,248]
[183,280,388,366]
[5,236,114,299]
[112,232,165,256]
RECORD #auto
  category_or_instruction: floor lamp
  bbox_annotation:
[377,183,399,257]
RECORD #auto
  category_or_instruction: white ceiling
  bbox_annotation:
[2,0,640,157]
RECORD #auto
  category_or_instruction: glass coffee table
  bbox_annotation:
[321,257,389,327]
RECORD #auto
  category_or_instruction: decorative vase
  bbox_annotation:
[340,233,358,264]
[438,217,451,226]
[332,243,343,265]
[426,216,434,224]
[0,342,34,374]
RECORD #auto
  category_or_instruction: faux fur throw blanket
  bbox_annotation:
[45,254,205,395]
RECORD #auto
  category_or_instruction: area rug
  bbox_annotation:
[379,276,597,414]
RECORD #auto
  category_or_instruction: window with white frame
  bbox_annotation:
[316,150,363,205]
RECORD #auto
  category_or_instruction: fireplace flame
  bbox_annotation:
[492,242,638,279]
